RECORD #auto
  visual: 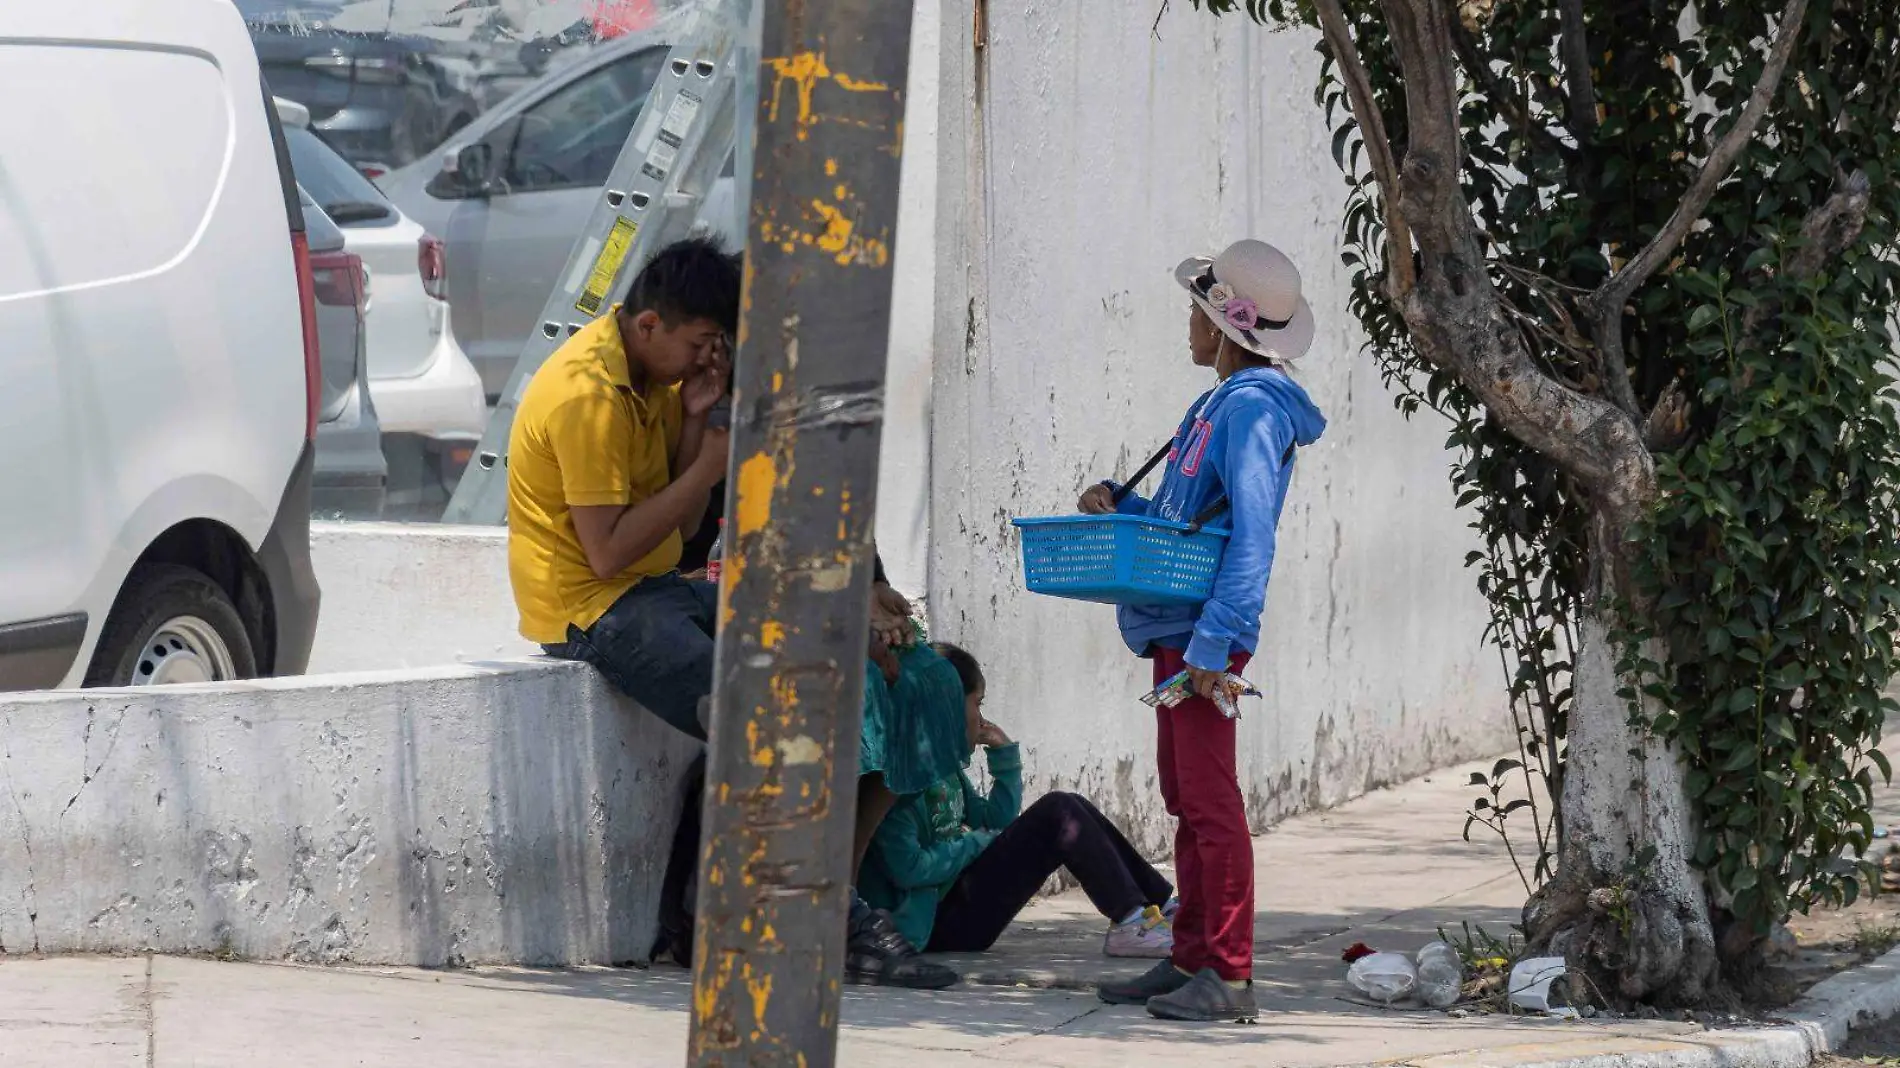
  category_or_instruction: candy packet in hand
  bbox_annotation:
[1140,669,1261,719]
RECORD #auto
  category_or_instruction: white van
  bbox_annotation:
[0,0,322,688]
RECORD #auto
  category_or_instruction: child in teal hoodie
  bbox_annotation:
[860,644,1177,958]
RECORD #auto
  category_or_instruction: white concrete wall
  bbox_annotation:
[0,659,697,966]
[872,0,942,597]
[926,3,1508,855]
[308,522,535,673]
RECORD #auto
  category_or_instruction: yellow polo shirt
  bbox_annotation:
[506,307,684,643]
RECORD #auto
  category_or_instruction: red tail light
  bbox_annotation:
[291,231,321,442]
[309,249,365,308]
[418,234,447,301]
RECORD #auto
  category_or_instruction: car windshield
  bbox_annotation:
[285,126,396,226]
[233,0,343,18]
[233,0,348,29]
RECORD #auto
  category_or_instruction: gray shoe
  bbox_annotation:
[1147,968,1258,1023]
[1099,959,1192,1005]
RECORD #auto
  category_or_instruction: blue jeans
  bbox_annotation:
[543,573,718,741]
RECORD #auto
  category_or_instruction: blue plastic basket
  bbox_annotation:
[1011,514,1229,607]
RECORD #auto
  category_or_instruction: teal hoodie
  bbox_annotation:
[859,743,1023,950]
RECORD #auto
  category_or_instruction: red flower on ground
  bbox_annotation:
[1342,942,1376,964]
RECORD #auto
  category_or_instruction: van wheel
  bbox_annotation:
[85,564,258,687]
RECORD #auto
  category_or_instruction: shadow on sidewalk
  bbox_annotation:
[460,901,1526,1048]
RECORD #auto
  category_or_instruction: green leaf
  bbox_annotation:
[1330,120,1359,172]
[1689,305,1722,332]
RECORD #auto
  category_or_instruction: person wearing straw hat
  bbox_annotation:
[1079,239,1328,1023]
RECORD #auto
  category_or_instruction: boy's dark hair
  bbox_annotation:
[623,237,742,336]
[932,642,985,696]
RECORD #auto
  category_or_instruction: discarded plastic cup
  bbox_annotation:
[1347,951,1418,1006]
[1415,941,1463,1009]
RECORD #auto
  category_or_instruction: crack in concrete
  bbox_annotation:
[1,711,43,952]
[995,1000,1104,1048]
[61,703,129,821]
[1324,516,1342,662]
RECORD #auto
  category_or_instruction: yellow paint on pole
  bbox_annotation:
[748,720,775,767]
[770,674,800,710]
[749,970,774,1030]
[695,951,736,1025]
[734,452,777,536]
[764,52,891,142]
[807,199,890,267]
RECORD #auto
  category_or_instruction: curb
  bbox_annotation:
[1397,945,1900,1068]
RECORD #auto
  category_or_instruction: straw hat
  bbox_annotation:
[1174,239,1315,364]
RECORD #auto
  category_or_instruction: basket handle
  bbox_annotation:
[1116,440,1298,530]
[1182,442,1296,534]
[1108,442,1173,505]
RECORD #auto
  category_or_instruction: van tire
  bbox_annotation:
[85,564,259,687]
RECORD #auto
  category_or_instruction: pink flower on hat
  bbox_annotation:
[1224,298,1260,331]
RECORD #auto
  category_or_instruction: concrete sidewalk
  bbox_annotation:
[0,762,1759,1067]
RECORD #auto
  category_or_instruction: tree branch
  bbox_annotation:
[1740,169,1873,340]
[1313,0,1417,299]
[1556,0,1600,137]
[1373,0,1649,503]
[1447,15,1570,164]
[1591,0,1808,316]
[1583,0,1808,419]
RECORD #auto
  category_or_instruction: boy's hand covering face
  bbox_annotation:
[680,336,731,417]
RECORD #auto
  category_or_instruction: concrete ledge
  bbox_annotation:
[308,522,536,673]
[0,658,697,967]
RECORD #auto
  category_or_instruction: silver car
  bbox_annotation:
[378,23,737,398]
[304,189,390,517]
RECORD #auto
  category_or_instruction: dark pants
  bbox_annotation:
[925,791,1173,953]
[542,573,719,742]
[543,574,717,965]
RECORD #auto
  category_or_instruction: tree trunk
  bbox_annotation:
[1523,511,1719,1005]
[1350,0,1724,1006]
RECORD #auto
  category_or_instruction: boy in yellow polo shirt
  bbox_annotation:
[508,237,738,741]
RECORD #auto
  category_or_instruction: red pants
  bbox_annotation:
[1153,646,1254,980]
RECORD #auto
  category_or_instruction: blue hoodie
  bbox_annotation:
[1112,367,1327,671]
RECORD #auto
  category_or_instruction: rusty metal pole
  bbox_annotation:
[686,0,915,1064]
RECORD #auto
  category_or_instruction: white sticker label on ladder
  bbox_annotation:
[640,89,702,183]
[641,139,679,183]
[659,89,702,144]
